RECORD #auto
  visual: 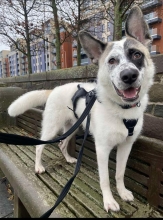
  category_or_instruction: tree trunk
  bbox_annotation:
[26,45,32,74]
[113,0,122,41]
[24,5,32,74]
[77,37,81,66]
[77,0,81,66]
[51,0,61,69]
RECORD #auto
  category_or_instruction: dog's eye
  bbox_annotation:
[132,51,142,60]
[108,58,116,65]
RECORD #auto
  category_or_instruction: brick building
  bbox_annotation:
[0,50,10,77]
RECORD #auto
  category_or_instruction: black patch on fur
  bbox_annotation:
[124,39,145,70]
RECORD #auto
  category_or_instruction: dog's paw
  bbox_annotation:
[35,164,45,174]
[103,197,120,212]
[66,157,77,164]
[118,188,134,201]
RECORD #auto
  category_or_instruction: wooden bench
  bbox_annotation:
[0,108,163,218]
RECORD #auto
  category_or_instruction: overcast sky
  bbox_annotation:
[0,43,10,52]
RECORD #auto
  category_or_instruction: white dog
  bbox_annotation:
[8,6,155,212]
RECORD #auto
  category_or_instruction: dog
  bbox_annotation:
[8,6,155,212]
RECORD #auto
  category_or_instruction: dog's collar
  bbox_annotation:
[120,101,141,109]
[96,97,141,110]
[120,102,140,136]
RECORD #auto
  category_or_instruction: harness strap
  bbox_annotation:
[71,84,88,119]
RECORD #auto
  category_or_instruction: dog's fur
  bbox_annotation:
[8,6,155,212]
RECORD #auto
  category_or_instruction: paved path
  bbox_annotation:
[0,169,14,218]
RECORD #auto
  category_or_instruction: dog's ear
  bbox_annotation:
[79,31,107,65]
[125,5,152,47]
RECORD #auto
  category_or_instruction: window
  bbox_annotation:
[102,24,105,33]
[102,37,105,42]
[95,27,98,34]
[107,35,112,42]
[107,22,110,32]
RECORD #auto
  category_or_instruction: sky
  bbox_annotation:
[0,44,10,51]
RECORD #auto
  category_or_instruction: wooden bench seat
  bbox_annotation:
[0,108,163,218]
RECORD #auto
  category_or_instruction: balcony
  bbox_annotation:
[150,45,160,55]
[144,12,162,25]
[81,48,86,55]
[149,28,161,40]
[73,60,77,67]
[52,48,56,54]
[81,58,89,66]
[73,50,77,58]
[51,39,56,47]
[52,57,56,62]
[122,21,125,30]
[51,66,57,70]
[45,41,48,46]
[72,41,77,48]
[142,0,162,10]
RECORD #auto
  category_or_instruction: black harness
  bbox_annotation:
[71,84,139,137]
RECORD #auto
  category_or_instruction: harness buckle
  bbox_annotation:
[123,119,138,136]
[136,102,141,107]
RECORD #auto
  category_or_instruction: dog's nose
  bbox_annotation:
[120,69,139,84]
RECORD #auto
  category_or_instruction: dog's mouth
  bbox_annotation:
[113,84,141,102]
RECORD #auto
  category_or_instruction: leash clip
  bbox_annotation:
[136,102,141,107]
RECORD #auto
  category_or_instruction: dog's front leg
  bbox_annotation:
[35,144,46,174]
[96,145,120,212]
[116,141,134,202]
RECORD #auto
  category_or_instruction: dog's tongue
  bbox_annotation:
[122,88,137,98]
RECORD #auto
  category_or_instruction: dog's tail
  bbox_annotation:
[8,90,52,117]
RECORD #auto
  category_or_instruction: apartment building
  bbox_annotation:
[72,0,114,67]
[8,39,28,76]
[30,19,72,73]
[143,0,163,54]
[0,50,10,78]
[122,0,163,55]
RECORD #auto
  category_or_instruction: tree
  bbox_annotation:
[38,0,73,69]
[0,0,47,74]
[56,0,143,65]
[51,0,61,69]
[55,0,105,66]
[38,0,62,69]
[100,0,143,40]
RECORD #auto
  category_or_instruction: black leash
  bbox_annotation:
[40,113,90,218]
